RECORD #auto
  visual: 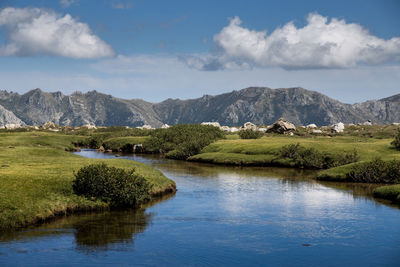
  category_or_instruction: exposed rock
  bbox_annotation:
[161,124,170,129]
[331,122,345,133]
[220,126,230,132]
[0,104,23,127]
[5,123,22,129]
[266,118,296,134]
[312,129,323,134]
[201,122,221,128]
[43,121,56,129]
[363,120,372,126]
[133,144,143,153]
[241,122,257,131]
[137,124,154,130]
[0,87,399,127]
[83,124,96,129]
[306,124,317,128]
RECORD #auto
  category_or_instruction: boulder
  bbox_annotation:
[312,129,323,134]
[133,144,144,153]
[5,123,22,129]
[137,124,154,130]
[241,122,257,131]
[266,118,296,134]
[83,124,96,129]
[201,122,221,128]
[363,120,372,126]
[306,124,317,128]
[220,126,230,132]
[43,121,56,129]
[161,124,170,129]
[331,122,345,133]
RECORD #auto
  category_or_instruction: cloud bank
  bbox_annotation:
[0,7,115,58]
[184,13,400,70]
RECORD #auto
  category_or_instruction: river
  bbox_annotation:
[0,149,399,266]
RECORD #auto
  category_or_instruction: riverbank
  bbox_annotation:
[187,135,400,202]
[189,135,399,166]
[0,132,175,230]
[70,125,399,204]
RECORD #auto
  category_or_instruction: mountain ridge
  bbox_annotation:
[0,87,399,127]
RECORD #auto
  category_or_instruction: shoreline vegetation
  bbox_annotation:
[1,123,399,230]
[67,123,400,204]
[0,131,175,230]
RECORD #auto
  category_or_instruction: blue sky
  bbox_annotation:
[0,0,399,103]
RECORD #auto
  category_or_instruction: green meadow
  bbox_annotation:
[0,131,175,229]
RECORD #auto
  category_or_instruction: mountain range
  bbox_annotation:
[0,87,399,127]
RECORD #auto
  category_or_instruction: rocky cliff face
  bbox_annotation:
[0,87,398,127]
[0,104,23,126]
[153,87,399,126]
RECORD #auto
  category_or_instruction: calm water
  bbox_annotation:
[0,150,399,266]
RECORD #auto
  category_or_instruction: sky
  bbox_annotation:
[0,0,399,103]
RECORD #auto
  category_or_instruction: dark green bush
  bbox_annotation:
[391,129,400,150]
[239,129,264,139]
[144,124,225,159]
[73,163,150,207]
[347,158,400,183]
[280,143,358,169]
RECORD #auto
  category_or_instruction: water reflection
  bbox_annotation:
[0,193,175,252]
[0,151,399,266]
[101,151,393,206]
[73,209,151,252]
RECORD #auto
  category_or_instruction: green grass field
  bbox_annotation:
[0,131,175,229]
[189,135,400,177]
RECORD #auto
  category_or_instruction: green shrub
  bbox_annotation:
[73,163,151,207]
[391,129,400,150]
[144,124,225,159]
[280,143,358,169]
[373,185,400,200]
[238,129,264,139]
[347,158,400,183]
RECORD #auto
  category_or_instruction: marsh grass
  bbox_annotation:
[0,132,175,229]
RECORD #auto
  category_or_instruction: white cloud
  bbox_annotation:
[184,13,400,70]
[2,54,396,103]
[0,7,115,58]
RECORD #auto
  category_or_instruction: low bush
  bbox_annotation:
[373,185,400,201]
[280,143,358,169]
[103,136,148,152]
[239,129,264,139]
[391,129,400,150]
[73,163,151,207]
[346,158,400,183]
[144,124,225,159]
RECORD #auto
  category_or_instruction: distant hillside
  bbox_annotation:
[0,87,399,127]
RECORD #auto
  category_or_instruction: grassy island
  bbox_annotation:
[0,131,175,230]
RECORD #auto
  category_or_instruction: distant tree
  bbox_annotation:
[239,129,263,139]
[144,124,225,159]
[391,129,400,150]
